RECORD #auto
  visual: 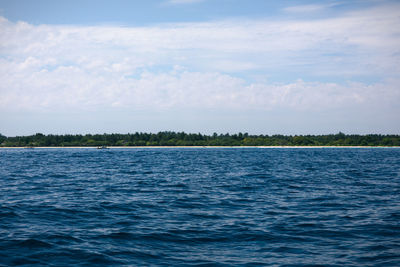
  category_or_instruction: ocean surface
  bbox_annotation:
[0,148,399,266]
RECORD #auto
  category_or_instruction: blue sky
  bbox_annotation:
[1,0,399,136]
[0,0,363,25]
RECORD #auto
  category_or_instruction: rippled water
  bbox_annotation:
[1,148,399,266]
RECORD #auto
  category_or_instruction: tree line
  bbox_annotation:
[0,132,399,147]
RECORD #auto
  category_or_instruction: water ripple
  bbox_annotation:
[0,148,399,266]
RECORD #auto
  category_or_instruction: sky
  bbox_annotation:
[1,0,399,136]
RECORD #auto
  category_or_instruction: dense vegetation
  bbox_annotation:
[0,132,399,147]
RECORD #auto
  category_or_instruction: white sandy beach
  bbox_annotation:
[1,146,398,149]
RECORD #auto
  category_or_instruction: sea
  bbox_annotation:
[0,147,399,266]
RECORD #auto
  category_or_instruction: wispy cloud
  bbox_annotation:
[283,2,343,13]
[165,0,205,5]
[284,4,330,13]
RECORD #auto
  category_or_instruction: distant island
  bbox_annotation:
[1,132,399,147]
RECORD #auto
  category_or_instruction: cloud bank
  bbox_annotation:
[0,3,399,117]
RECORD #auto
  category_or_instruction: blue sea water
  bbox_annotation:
[0,147,399,266]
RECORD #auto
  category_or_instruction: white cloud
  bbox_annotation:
[1,61,398,113]
[0,3,400,114]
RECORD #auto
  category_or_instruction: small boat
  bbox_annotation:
[97,145,109,149]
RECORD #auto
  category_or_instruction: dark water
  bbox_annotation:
[1,148,399,266]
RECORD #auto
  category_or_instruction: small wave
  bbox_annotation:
[0,210,19,218]
[8,238,54,249]
[97,231,136,240]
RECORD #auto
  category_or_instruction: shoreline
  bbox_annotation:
[0,146,399,149]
